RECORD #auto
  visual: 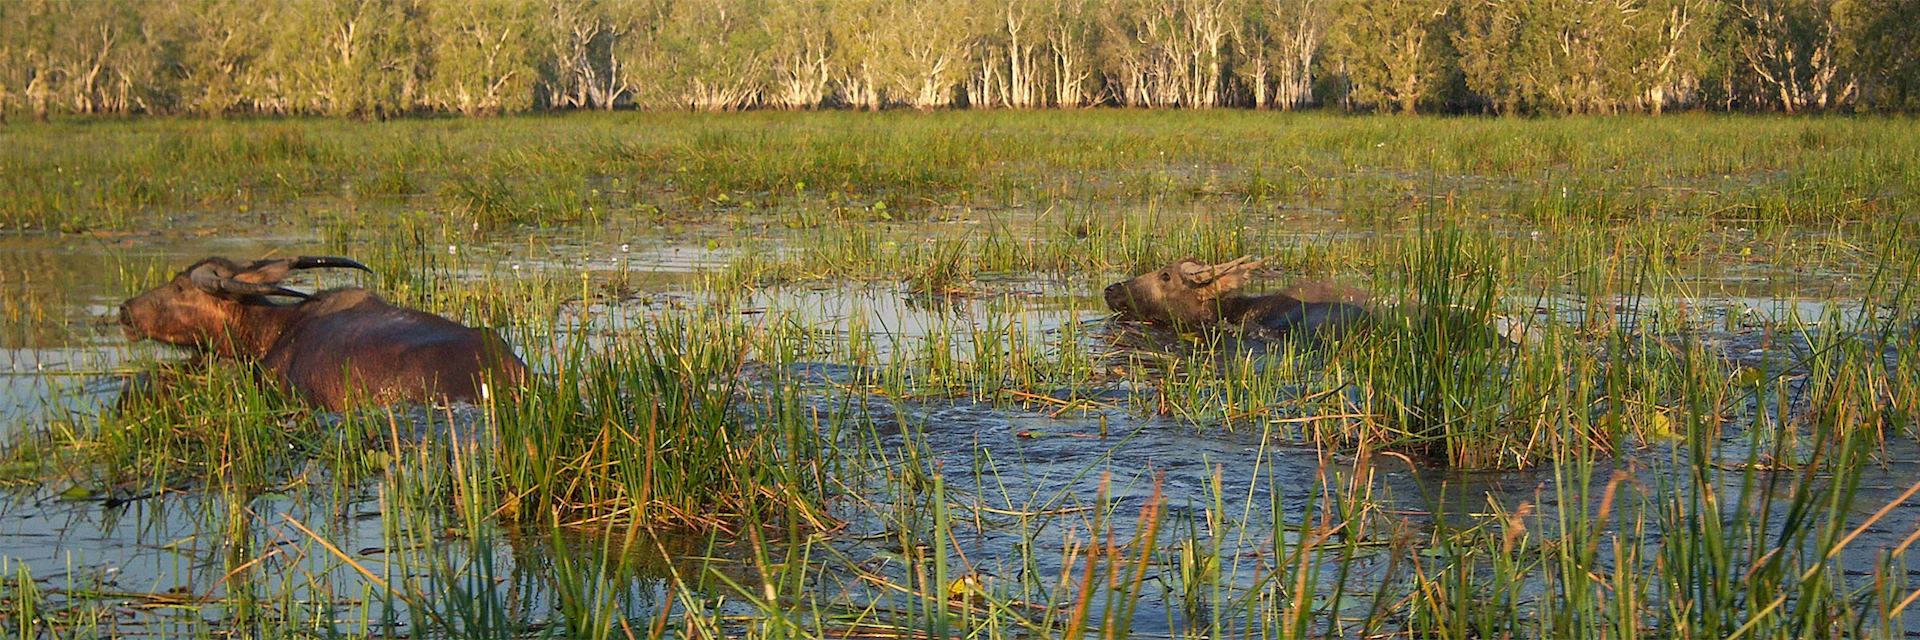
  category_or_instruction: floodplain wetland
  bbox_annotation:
[0,111,1918,638]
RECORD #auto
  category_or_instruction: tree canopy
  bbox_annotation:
[1,0,1913,118]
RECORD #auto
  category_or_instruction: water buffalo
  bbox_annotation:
[118,256,528,410]
[1103,256,1373,340]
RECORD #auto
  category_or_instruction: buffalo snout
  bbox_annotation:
[116,301,136,339]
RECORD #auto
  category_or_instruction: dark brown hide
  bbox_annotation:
[1103,256,1371,339]
[119,256,528,410]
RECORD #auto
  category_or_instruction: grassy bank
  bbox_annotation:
[1,111,1913,232]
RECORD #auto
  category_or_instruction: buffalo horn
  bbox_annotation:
[1182,256,1260,286]
[290,256,373,273]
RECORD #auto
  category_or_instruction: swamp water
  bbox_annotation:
[2,213,1918,638]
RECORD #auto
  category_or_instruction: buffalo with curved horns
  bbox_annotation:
[1103,256,1373,340]
[118,256,528,410]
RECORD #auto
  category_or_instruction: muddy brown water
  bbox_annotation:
[2,224,1918,636]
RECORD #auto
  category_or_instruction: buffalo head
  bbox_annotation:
[1103,256,1263,328]
[1105,256,1376,340]
[119,256,370,356]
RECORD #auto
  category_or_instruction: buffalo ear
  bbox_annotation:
[187,260,240,292]
[233,259,296,285]
[187,259,310,299]
[1177,260,1213,284]
[1192,257,1263,302]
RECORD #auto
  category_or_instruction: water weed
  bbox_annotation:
[2,113,1919,637]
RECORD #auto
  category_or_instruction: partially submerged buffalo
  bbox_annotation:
[1104,256,1373,340]
[119,256,528,410]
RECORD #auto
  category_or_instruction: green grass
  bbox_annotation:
[2,111,1919,638]
[0,112,1912,232]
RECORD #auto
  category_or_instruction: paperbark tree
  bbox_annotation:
[538,0,631,110]
[1041,0,1096,106]
[1636,0,1719,113]
[1451,0,1521,114]
[422,0,540,115]
[627,0,767,111]
[168,0,273,116]
[969,0,1045,108]
[881,2,976,109]
[828,0,886,109]
[1233,0,1328,109]
[1841,0,1920,110]
[1731,0,1855,112]
[1326,0,1448,113]
[257,0,422,118]
[763,0,835,109]
[0,0,1908,115]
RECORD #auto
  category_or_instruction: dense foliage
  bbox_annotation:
[1,0,1915,117]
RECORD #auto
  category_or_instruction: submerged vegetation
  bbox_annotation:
[0,111,1918,637]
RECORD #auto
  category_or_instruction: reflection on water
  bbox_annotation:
[0,483,778,635]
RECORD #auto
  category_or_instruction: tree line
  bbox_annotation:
[2,0,1915,119]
